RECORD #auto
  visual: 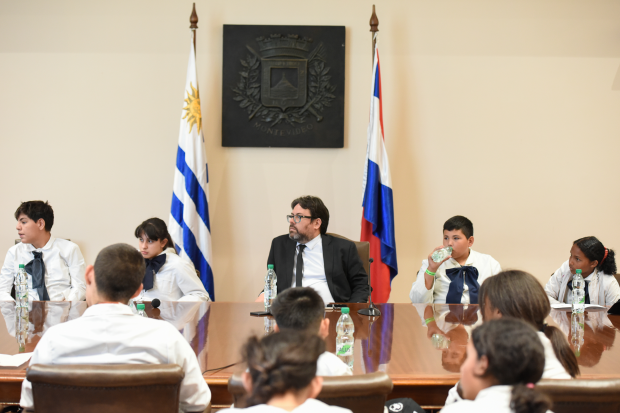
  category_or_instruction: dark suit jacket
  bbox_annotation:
[267,234,369,303]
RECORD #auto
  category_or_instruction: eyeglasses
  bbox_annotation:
[286,214,313,224]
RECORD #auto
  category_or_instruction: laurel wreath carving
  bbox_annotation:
[232,42,336,127]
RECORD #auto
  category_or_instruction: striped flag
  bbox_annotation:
[169,35,215,300]
[361,45,397,303]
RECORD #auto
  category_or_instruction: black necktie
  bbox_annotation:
[445,266,480,304]
[568,280,591,305]
[295,245,306,287]
[143,254,167,291]
[25,251,50,301]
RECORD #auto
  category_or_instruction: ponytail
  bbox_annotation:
[241,332,325,407]
[510,384,552,413]
[543,325,580,378]
[599,248,617,276]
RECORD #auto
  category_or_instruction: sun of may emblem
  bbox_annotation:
[183,82,202,133]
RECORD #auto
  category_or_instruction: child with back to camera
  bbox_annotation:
[545,236,619,306]
[218,331,352,413]
[440,318,553,413]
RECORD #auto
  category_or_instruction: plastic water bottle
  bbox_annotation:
[264,264,277,312]
[336,307,355,368]
[431,246,453,263]
[136,303,148,318]
[571,312,584,357]
[15,264,28,309]
[264,317,276,335]
[572,269,585,314]
[15,307,29,353]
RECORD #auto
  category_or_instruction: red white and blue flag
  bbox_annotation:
[361,45,398,303]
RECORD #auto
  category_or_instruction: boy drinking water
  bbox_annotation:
[410,216,501,304]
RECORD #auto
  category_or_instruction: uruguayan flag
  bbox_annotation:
[169,36,215,300]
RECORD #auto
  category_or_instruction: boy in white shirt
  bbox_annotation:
[270,287,353,376]
[410,216,501,304]
[19,243,211,412]
[0,201,86,302]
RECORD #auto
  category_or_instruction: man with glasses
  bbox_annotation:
[262,195,369,305]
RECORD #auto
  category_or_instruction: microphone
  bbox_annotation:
[358,257,381,317]
[152,298,161,309]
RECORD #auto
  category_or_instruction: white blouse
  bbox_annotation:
[441,385,554,413]
[218,398,352,413]
[544,260,620,306]
[135,249,210,302]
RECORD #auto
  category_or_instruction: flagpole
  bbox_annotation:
[190,3,198,53]
[370,5,379,64]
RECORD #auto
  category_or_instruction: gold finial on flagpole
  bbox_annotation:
[370,5,379,65]
[190,3,199,52]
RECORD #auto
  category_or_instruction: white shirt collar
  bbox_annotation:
[298,234,322,250]
[449,248,476,266]
[82,303,134,317]
[25,235,56,252]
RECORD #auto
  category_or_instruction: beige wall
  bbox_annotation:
[1,0,619,303]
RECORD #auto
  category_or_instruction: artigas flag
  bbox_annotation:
[360,45,397,303]
[169,36,215,300]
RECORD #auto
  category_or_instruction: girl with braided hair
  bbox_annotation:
[220,331,352,413]
[441,318,553,413]
[545,236,619,306]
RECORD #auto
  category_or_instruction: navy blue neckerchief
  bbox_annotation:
[143,254,166,291]
[25,251,50,301]
[445,266,480,304]
[568,279,591,305]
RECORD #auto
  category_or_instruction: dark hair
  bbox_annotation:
[94,243,145,303]
[443,215,473,239]
[472,319,551,413]
[291,196,329,235]
[271,287,325,334]
[14,201,54,232]
[241,331,325,407]
[574,236,617,275]
[480,270,580,378]
[134,218,175,250]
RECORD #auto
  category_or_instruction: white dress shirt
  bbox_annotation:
[410,249,501,304]
[135,249,210,302]
[219,398,352,413]
[544,260,620,306]
[317,351,353,376]
[19,303,211,412]
[441,385,554,413]
[0,237,86,302]
[292,235,335,305]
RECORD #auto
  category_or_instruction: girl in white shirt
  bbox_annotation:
[445,270,576,405]
[219,332,351,413]
[545,236,619,306]
[134,218,210,302]
[441,318,553,413]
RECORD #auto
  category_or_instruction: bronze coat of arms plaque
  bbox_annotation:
[222,25,345,148]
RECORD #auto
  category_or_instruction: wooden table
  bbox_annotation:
[1,301,619,409]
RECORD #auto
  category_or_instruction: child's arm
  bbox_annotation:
[409,261,435,303]
[0,249,16,302]
[175,259,211,302]
[60,243,86,301]
[544,266,565,304]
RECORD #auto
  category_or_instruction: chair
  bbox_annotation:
[537,378,620,413]
[327,233,370,275]
[228,371,393,413]
[27,363,210,413]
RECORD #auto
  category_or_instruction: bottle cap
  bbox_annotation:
[19,264,24,269]
[268,264,274,269]
[576,269,582,274]
[341,307,349,314]
[137,303,145,310]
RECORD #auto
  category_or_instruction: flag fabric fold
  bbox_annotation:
[361,45,398,303]
[169,35,215,300]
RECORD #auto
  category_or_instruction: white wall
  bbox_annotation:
[1,0,619,302]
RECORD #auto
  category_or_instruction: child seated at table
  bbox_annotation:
[270,287,353,376]
[440,318,553,413]
[134,217,210,302]
[545,236,619,306]
[219,332,352,413]
[410,216,501,304]
[0,200,86,301]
